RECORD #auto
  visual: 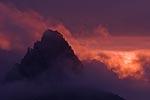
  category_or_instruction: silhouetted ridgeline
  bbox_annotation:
[6,30,82,81]
[4,29,126,100]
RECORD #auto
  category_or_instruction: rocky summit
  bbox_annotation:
[6,29,82,81]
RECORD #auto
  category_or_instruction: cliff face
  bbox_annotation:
[6,30,82,81]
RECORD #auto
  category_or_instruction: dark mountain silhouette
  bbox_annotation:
[4,29,126,100]
[5,30,82,81]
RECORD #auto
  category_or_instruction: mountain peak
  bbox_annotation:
[6,29,82,81]
[42,29,62,41]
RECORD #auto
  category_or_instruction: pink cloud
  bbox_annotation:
[0,3,50,51]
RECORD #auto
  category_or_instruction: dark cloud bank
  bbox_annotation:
[2,0,150,36]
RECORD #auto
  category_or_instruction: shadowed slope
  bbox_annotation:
[6,30,82,81]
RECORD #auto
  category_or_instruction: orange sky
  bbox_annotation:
[54,25,150,80]
[0,2,150,81]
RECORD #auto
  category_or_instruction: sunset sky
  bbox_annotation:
[0,0,150,100]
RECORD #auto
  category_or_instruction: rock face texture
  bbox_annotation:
[6,30,82,81]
